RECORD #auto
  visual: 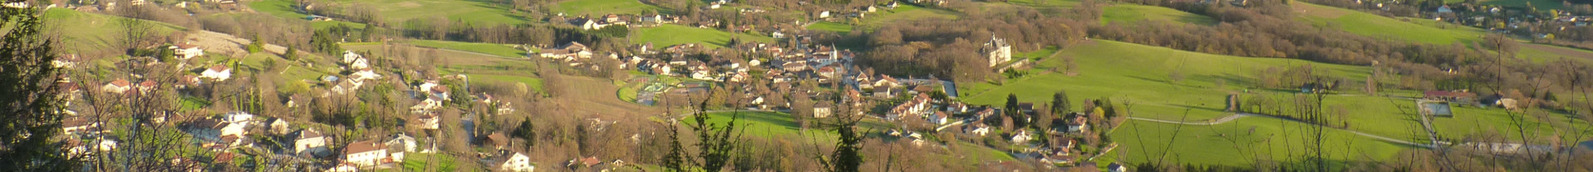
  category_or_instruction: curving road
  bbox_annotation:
[1127,113,1442,149]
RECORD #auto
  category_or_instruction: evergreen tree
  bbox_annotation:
[0,6,80,170]
[1052,91,1070,114]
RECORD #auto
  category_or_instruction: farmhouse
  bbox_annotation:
[415,112,440,130]
[201,65,232,81]
[341,140,390,167]
[293,129,329,156]
[492,152,536,172]
[102,79,132,94]
[62,117,100,135]
[341,50,364,64]
[541,42,593,60]
[170,43,203,60]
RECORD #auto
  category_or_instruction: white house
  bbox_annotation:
[102,79,132,94]
[348,58,370,70]
[415,113,440,130]
[341,51,363,64]
[494,152,536,172]
[293,129,328,156]
[201,65,232,81]
[540,42,593,60]
[342,140,389,167]
[1010,130,1032,144]
[349,69,381,81]
[386,133,417,153]
[170,43,203,60]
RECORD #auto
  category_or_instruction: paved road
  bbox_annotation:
[1128,113,1441,149]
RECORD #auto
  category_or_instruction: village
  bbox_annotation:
[13,0,1593,170]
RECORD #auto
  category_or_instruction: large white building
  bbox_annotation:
[341,140,388,167]
[493,152,536,172]
[982,36,1012,67]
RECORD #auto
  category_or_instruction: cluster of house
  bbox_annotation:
[328,51,381,95]
[164,110,446,171]
[565,13,680,30]
[1551,11,1592,27]
[1422,89,1523,111]
[323,133,429,171]
[815,2,900,21]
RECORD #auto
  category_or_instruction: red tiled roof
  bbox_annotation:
[208,65,229,72]
[344,140,383,155]
[109,79,131,87]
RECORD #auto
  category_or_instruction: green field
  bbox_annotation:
[245,0,302,19]
[964,40,1593,166]
[806,21,854,34]
[474,74,545,92]
[555,0,665,16]
[402,153,461,171]
[697,111,1017,163]
[1106,117,1410,168]
[408,40,527,57]
[1101,4,1217,25]
[243,0,375,31]
[858,4,960,29]
[631,24,776,49]
[1293,2,1488,45]
[251,0,527,27]
[43,9,184,54]
[961,40,1372,120]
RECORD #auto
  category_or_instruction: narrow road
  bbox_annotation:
[1128,113,1441,149]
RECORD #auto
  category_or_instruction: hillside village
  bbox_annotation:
[7,0,1593,171]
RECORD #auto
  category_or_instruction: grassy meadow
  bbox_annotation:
[1101,4,1217,25]
[631,24,775,49]
[555,0,665,16]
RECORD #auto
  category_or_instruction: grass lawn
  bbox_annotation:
[1014,46,1059,61]
[1101,4,1217,25]
[961,40,1372,120]
[245,0,372,30]
[473,74,545,92]
[806,21,854,34]
[367,0,528,26]
[1293,2,1488,45]
[252,0,528,26]
[1107,117,1410,168]
[631,24,776,49]
[408,40,528,57]
[555,0,665,16]
[401,153,460,171]
[43,8,184,54]
[858,4,960,29]
[245,0,301,19]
